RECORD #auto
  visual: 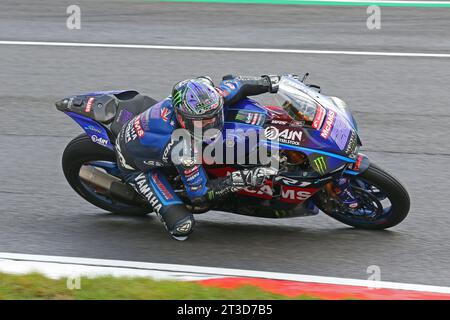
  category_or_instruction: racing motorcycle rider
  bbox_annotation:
[115,75,281,240]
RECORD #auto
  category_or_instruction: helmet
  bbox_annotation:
[172,77,224,139]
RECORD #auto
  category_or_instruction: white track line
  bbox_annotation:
[0,41,450,58]
[1,252,450,294]
[0,259,218,281]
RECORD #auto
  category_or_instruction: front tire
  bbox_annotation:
[320,163,410,229]
[62,134,151,215]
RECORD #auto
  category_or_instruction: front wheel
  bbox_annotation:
[317,163,410,229]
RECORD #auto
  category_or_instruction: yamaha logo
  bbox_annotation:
[264,126,279,140]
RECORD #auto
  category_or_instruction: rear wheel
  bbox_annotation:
[317,163,410,229]
[62,134,151,215]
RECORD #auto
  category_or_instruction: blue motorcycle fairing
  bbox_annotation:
[327,96,359,133]
[220,97,357,175]
[261,138,353,177]
[343,153,371,176]
[222,98,267,134]
[227,98,268,115]
[225,97,356,175]
[66,111,114,150]
[212,99,268,164]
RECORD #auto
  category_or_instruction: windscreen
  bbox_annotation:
[275,76,322,125]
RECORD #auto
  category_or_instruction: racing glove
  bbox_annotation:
[261,74,281,93]
[229,167,278,188]
[220,75,281,105]
[207,167,278,202]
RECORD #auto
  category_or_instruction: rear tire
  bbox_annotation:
[62,134,151,215]
[322,163,410,229]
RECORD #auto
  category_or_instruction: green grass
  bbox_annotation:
[0,273,318,300]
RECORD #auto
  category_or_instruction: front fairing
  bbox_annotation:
[204,77,360,175]
[277,76,358,130]
[275,76,360,161]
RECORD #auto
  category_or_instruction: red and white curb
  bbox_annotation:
[1,252,450,299]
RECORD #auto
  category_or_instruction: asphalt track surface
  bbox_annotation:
[1,0,450,286]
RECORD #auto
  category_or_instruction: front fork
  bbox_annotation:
[323,153,371,209]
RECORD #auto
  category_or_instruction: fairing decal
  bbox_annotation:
[261,140,356,163]
[66,112,114,150]
[343,153,371,176]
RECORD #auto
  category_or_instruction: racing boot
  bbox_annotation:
[127,170,195,241]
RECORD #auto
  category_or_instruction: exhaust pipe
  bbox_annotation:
[79,165,120,190]
[79,166,144,204]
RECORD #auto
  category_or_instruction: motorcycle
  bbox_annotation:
[55,74,410,232]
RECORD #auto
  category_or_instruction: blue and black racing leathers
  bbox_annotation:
[115,75,277,237]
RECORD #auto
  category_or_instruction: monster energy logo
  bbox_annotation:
[313,156,327,175]
[172,90,184,106]
[236,113,247,122]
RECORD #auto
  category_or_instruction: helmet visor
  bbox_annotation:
[181,111,224,140]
